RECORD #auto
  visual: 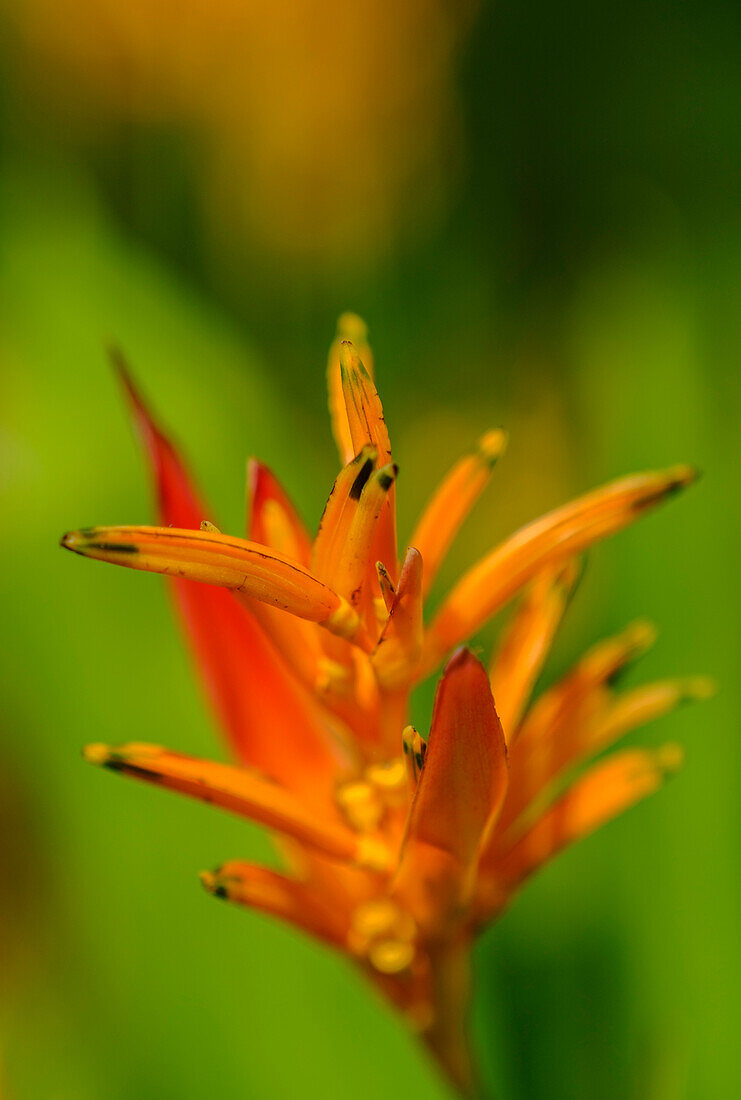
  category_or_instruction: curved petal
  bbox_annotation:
[410,429,507,599]
[422,466,696,673]
[327,313,375,466]
[113,360,353,793]
[247,458,312,566]
[339,339,398,580]
[488,745,682,897]
[394,649,508,935]
[83,742,391,871]
[489,559,580,740]
[201,861,351,949]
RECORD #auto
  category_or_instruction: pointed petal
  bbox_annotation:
[370,548,424,757]
[339,341,391,467]
[494,620,657,833]
[61,525,371,648]
[411,429,507,599]
[491,745,682,893]
[490,560,580,739]
[114,361,346,789]
[339,340,398,579]
[312,446,377,583]
[83,743,391,871]
[115,351,205,529]
[333,463,398,606]
[245,600,325,691]
[514,619,658,754]
[201,861,350,948]
[372,547,424,692]
[245,459,329,693]
[376,562,396,612]
[578,676,715,763]
[327,313,375,466]
[394,650,508,933]
[247,459,312,566]
[423,466,696,671]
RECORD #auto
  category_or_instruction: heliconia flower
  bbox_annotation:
[61,318,711,1096]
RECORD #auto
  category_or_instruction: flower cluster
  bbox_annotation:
[62,316,708,1093]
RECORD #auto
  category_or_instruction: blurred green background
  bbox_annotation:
[0,1,739,1096]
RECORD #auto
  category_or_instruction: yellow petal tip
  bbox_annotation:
[477,428,508,465]
[667,464,699,490]
[199,870,228,898]
[337,312,368,342]
[625,619,658,652]
[682,675,717,701]
[656,742,684,774]
[83,742,112,766]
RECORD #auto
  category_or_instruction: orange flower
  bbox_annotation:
[61,317,710,1095]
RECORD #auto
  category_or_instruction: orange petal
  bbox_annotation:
[83,743,392,871]
[115,352,205,530]
[372,547,424,692]
[514,619,658,754]
[312,445,377,583]
[115,360,345,791]
[339,340,398,580]
[579,676,715,763]
[245,459,329,694]
[489,559,580,740]
[410,429,507,599]
[333,462,398,606]
[61,524,371,649]
[494,620,657,833]
[490,745,683,894]
[243,600,325,695]
[247,458,312,566]
[394,649,508,932]
[423,466,696,671]
[327,313,375,466]
[339,340,391,467]
[201,861,350,948]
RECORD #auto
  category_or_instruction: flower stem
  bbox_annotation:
[423,937,481,1098]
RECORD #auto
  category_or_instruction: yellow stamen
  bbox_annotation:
[349,898,418,969]
[335,780,384,833]
[366,757,407,793]
[402,725,426,788]
[351,898,400,939]
[375,562,396,612]
[369,939,415,974]
[372,546,424,691]
[315,657,353,698]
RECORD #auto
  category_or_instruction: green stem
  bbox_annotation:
[422,937,482,1098]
